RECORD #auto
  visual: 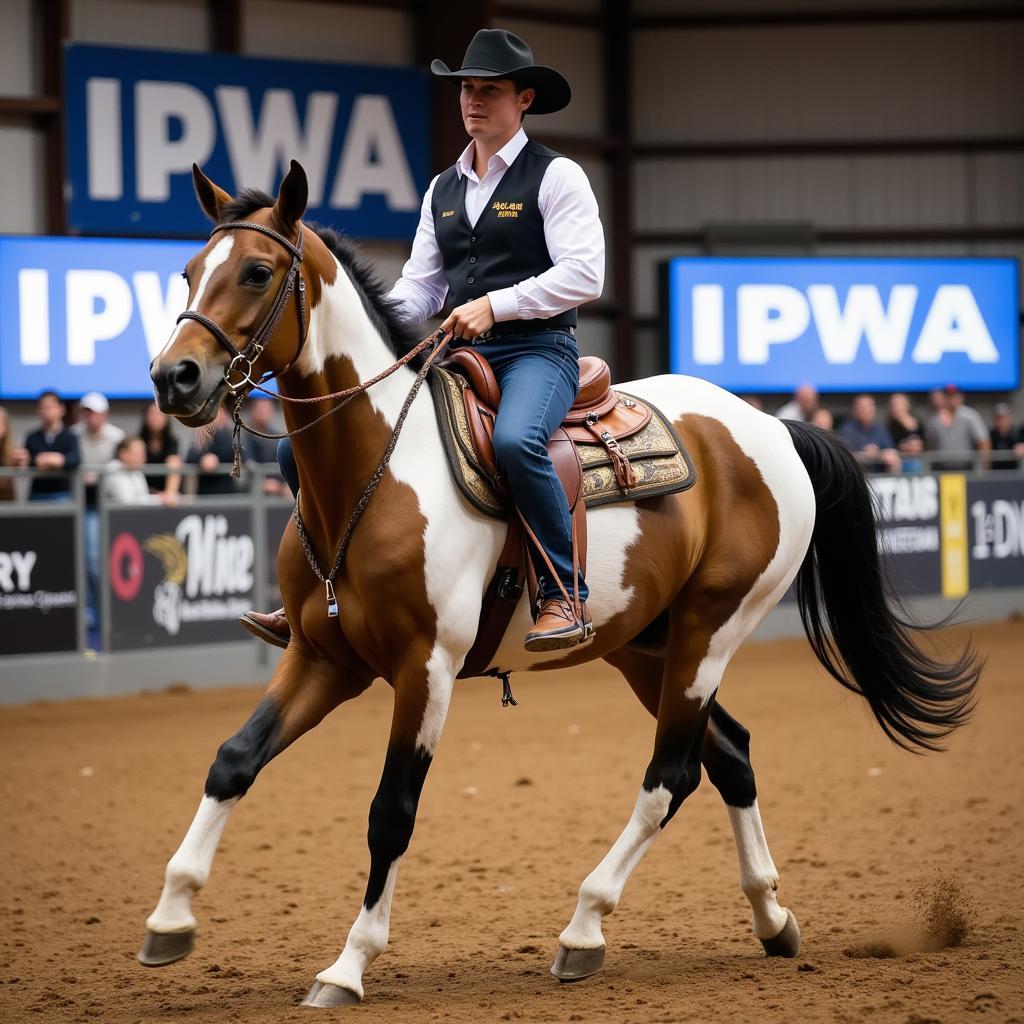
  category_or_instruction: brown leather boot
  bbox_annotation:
[523,599,594,653]
[239,607,291,649]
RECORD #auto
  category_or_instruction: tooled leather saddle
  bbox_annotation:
[431,346,696,681]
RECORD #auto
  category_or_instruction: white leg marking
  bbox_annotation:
[315,860,401,999]
[159,235,234,357]
[727,801,790,939]
[146,795,237,933]
[559,785,672,950]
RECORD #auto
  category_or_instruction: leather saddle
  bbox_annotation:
[438,346,654,679]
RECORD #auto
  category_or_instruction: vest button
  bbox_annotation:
[470,235,477,243]
[468,256,478,264]
[467,275,476,284]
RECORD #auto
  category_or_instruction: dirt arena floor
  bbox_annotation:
[2,620,1022,1024]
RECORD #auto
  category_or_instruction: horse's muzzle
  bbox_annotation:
[151,357,222,423]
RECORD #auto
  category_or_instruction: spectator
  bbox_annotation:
[72,392,125,504]
[0,405,15,502]
[139,401,182,503]
[775,383,818,422]
[990,403,1024,471]
[924,386,990,471]
[810,407,834,431]
[186,405,242,495]
[838,394,901,473]
[103,437,165,504]
[12,390,80,500]
[887,393,924,472]
[245,396,288,495]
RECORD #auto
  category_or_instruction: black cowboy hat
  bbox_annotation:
[430,29,571,116]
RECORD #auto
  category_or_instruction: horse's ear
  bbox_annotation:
[193,164,232,223]
[273,160,309,229]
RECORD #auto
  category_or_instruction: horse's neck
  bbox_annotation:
[280,251,429,535]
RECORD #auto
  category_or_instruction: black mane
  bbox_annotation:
[219,188,421,359]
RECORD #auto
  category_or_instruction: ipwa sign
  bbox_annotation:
[64,44,428,239]
[662,257,1020,392]
[0,235,194,399]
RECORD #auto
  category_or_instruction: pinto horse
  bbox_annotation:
[144,162,979,1007]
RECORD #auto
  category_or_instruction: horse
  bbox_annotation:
[143,161,979,1008]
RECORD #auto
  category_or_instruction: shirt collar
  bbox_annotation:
[456,127,528,181]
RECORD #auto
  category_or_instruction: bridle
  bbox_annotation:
[175,219,308,394]
[172,215,453,619]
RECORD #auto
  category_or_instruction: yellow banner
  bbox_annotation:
[939,474,969,599]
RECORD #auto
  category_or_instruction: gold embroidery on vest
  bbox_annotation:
[491,200,524,219]
[441,210,455,218]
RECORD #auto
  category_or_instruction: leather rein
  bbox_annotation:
[175,217,452,619]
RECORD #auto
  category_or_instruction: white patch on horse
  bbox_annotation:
[302,257,503,753]
[315,859,401,999]
[159,235,234,357]
[559,785,672,951]
[146,795,238,933]
[619,375,816,704]
[487,505,642,673]
[727,801,791,939]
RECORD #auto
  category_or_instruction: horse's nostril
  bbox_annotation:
[168,359,202,396]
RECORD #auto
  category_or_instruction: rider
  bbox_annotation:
[242,28,605,653]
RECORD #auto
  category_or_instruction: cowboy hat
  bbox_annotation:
[430,29,571,115]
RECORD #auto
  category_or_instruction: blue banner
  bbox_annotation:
[0,235,196,399]
[65,44,428,240]
[662,257,1020,392]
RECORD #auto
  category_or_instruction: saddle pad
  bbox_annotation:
[429,366,697,520]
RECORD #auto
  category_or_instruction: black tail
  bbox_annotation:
[784,420,980,752]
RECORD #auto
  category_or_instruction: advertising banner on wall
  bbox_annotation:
[870,474,942,596]
[106,505,255,650]
[0,512,79,655]
[64,44,428,240]
[0,235,195,399]
[967,476,1024,590]
[662,257,1020,392]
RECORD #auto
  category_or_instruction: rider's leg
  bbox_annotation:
[487,331,587,607]
[277,437,298,498]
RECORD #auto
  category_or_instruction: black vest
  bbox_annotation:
[431,139,577,334]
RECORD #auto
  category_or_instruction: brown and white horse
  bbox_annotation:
[143,163,979,1007]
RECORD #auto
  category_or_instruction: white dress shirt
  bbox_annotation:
[387,128,605,325]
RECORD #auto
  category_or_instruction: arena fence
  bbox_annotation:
[1,463,1022,700]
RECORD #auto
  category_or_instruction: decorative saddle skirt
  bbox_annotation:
[429,348,696,519]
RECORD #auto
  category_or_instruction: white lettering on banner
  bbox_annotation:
[692,284,1002,368]
[66,270,134,365]
[912,285,999,364]
[970,499,1024,560]
[330,95,418,211]
[135,81,216,201]
[0,551,37,592]
[808,284,917,364]
[18,269,50,365]
[737,285,810,364]
[870,476,939,522]
[132,272,190,359]
[692,284,724,365]
[175,514,254,598]
[86,77,122,200]
[216,87,337,207]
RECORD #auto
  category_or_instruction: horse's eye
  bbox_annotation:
[246,266,273,287]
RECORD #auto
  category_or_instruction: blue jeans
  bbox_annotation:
[276,329,587,603]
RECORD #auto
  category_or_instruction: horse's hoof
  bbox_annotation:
[301,981,361,1008]
[137,929,195,967]
[760,910,801,958]
[550,944,605,981]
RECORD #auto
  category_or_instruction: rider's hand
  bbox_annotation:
[442,297,495,341]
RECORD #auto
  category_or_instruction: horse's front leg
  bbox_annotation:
[139,646,372,966]
[303,643,455,1007]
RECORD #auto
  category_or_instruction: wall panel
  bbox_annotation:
[243,1,413,64]
[0,0,39,95]
[0,127,47,234]
[633,22,1024,142]
[71,0,209,49]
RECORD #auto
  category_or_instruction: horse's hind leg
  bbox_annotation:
[703,704,800,956]
[139,647,371,966]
